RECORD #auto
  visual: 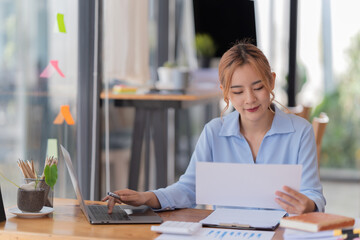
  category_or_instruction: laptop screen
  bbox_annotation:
[60,145,90,221]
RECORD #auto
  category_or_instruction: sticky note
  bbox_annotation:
[50,60,65,78]
[53,111,65,124]
[40,64,54,78]
[40,60,65,78]
[57,13,66,33]
[53,105,75,125]
[46,139,58,158]
[61,105,75,125]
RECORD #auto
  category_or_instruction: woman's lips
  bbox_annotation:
[246,106,260,112]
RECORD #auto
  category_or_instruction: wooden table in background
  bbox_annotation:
[0,198,284,239]
[100,89,222,190]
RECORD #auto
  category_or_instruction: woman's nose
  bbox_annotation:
[245,90,257,103]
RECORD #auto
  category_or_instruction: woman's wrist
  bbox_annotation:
[143,191,161,209]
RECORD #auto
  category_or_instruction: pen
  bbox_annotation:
[107,191,121,200]
[341,233,360,240]
[218,223,251,228]
[334,229,360,236]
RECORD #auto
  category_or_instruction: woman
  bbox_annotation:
[103,42,326,214]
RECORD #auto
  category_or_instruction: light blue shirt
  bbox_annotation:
[152,105,326,212]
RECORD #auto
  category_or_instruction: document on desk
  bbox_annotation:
[156,228,275,240]
[196,162,302,209]
[200,208,287,230]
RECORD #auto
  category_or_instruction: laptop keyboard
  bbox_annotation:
[88,205,130,221]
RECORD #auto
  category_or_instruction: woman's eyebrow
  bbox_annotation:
[230,80,262,89]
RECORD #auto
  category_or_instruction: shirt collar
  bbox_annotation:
[219,105,295,137]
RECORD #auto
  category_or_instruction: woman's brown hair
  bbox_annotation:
[218,42,275,117]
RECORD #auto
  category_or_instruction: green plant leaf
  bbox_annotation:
[44,165,58,190]
[0,171,20,188]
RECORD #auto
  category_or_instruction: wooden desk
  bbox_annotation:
[0,198,284,240]
[100,89,222,190]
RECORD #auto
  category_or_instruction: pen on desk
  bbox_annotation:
[341,233,360,240]
[218,223,251,228]
[334,229,360,236]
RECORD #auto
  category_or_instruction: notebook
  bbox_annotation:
[280,212,355,232]
[60,145,162,224]
[0,185,6,222]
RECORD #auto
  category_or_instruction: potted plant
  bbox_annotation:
[195,33,216,68]
[157,61,177,87]
[0,157,58,212]
[157,62,190,90]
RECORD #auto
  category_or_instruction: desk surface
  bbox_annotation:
[100,89,222,101]
[0,198,284,240]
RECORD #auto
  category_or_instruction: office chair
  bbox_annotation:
[312,112,329,167]
[288,105,312,121]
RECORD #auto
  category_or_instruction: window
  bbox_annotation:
[0,0,79,207]
[256,0,360,174]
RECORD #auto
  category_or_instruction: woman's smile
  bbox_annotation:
[246,105,260,112]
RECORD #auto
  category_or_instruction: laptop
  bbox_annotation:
[60,145,162,224]
[0,184,6,222]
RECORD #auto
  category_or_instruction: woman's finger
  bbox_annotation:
[275,198,296,214]
[275,191,300,206]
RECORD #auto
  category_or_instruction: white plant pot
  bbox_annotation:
[157,67,190,90]
[157,67,174,85]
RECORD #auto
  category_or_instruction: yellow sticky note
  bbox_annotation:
[46,139,58,159]
[57,13,66,33]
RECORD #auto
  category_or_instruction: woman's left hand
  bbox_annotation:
[275,186,316,214]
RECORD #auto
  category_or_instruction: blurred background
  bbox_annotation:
[0,0,360,217]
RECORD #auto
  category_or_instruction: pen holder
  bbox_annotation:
[24,178,53,208]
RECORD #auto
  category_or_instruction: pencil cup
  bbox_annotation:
[24,178,53,208]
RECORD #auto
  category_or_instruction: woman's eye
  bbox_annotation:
[232,91,243,95]
[254,86,264,91]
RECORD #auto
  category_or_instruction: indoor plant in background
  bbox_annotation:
[195,33,216,68]
[157,61,190,90]
[157,61,177,87]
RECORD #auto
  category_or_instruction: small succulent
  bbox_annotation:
[162,61,177,68]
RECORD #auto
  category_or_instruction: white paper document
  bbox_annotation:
[196,162,302,209]
[155,227,275,240]
[200,208,287,230]
[283,229,339,240]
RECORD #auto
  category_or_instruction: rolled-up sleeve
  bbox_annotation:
[298,124,326,212]
[151,124,213,211]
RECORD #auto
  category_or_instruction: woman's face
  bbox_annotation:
[226,64,275,124]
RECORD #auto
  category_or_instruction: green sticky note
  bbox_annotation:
[46,139,58,159]
[57,13,66,33]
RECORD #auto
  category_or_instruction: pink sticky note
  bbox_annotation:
[40,64,55,78]
[50,60,65,78]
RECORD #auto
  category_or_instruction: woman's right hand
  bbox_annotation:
[102,188,160,214]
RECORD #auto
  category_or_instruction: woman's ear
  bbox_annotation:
[270,72,276,90]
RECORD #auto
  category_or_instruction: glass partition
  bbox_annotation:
[0,0,79,207]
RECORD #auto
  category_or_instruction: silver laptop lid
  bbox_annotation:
[60,145,91,222]
[0,184,6,222]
